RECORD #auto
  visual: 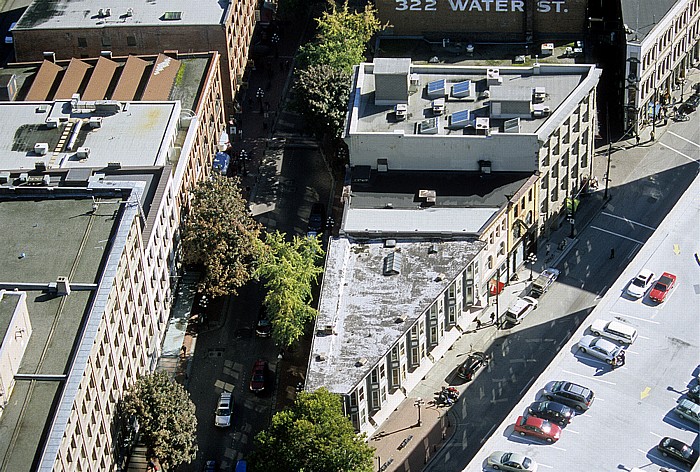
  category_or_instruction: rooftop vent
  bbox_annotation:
[435,273,446,282]
[394,103,407,120]
[384,239,396,248]
[532,104,551,117]
[27,174,50,186]
[162,11,182,20]
[355,357,368,367]
[383,251,402,276]
[533,86,546,102]
[418,189,436,205]
[56,276,71,295]
[486,68,502,86]
[432,98,445,115]
[316,353,327,362]
[34,143,49,155]
[417,117,439,134]
[125,7,133,16]
[478,160,492,175]
[427,79,446,98]
[77,147,91,159]
[0,171,10,184]
[395,314,408,323]
[428,243,438,254]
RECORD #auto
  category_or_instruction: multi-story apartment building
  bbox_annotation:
[10,0,257,111]
[343,58,600,237]
[621,0,700,134]
[0,51,228,471]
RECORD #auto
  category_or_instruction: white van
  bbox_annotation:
[504,296,538,324]
[590,319,638,345]
[674,398,700,425]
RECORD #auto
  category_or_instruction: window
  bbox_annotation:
[528,188,533,202]
[127,35,136,47]
[101,36,111,47]
[370,369,378,384]
[78,37,87,48]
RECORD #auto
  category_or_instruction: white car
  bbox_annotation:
[577,335,622,364]
[590,319,637,345]
[504,296,538,324]
[487,451,538,471]
[626,268,654,298]
[215,392,232,427]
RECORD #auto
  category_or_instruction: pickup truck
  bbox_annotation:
[504,296,538,324]
[531,268,560,297]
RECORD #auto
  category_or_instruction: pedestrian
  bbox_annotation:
[490,312,495,323]
[546,243,551,255]
[650,130,655,141]
[635,134,640,146]
[609,248,615,259]
[618,350,625,366]
[476,319,482,329]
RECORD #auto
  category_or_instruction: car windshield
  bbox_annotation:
[658,276,673,286]
[216,406,230,416]
[632,277,646,287]
[522,457,531,467]
[654,281,668,291]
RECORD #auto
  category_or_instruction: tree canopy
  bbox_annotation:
[181,175,263,297]
[251,388,375,472]
[293,64,352,139]
[255,231,325,348]
[118,371,197,470]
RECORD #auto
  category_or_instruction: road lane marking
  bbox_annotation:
[638,335,650,340]
[480,425,497,443]
[640,387,651,399]
[590,226,645,244]
[674,243,681,255]
[616,313,660,325]
[538,463,554,469]
[565,428,579,434]
[519,376,536,396]
[659,142,700,164]
[650,431,665,439]
[601,211,656,230]
[550,445,566,451]
[668,130,700,148]
[562,369,616,385]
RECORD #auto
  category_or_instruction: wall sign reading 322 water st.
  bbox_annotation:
[378,0,586,39]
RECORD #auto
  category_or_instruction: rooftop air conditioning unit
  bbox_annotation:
[394,103,408,120]
[34,143,49,155]
[105,8,111,16]
[45,117,59,128]
[19,172,29,182]
[432,98,445,115]
[89,117,102,128]
[487,68,502,86]
[77,147,91,159]
[126,7,133,16]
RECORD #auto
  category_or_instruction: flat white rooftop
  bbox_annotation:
[307,237,484,394]
[0,101,179,170]
[17,0,227,30]
[343,207,498,235]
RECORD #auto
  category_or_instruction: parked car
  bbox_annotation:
[590,319,637,345]
[543,381,594,411]
[686,384,700,404]
[526,400,574,426]
[249,359,268,393]
[504,296,538,325]
[255,306,272,337]
[214,392,232,427]
[307,203,325,237]
[486,450,538,471]
[234,460,248,472]
[675,398,700,425]
[657,437,699,466]
[626,268,654,298]
[457,351,489,381]
[577,335,623,364]
[513,415,561,443]
[649,272,677,302]
[683,93,700,111]
[212,151,230,175]
[530,268,559,297]
[204,460,217,472]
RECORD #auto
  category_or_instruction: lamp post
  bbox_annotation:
[256,87,265,113]
[239,149,248,176]
[414,398,424,427]
[527,253,537,281]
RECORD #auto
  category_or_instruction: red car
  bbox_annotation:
[649,272,677,302]
[514,416,562,443]
[249,359,268,393]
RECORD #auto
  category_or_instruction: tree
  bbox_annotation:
[118,371,197,470]
[292,64,352,139]
[181,175,263,297]
[251,388,375,471]
[297,2,383,73]
[255,231,325,348]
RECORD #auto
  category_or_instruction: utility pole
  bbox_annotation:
[604,105,612,200]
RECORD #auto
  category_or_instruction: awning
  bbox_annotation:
[489,279,505,296]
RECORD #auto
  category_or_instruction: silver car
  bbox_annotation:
[487,451,538,471]
[577,335,622,364]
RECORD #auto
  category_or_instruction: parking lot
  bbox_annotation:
[465,175,700,471]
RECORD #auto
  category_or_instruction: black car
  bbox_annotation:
[687,384,700,404]
[307,203,325,235]
[679,94,700,114]
[457,351,489,381]
[657,437,699,466]
[527,400,574,426]
[542,381,594,411]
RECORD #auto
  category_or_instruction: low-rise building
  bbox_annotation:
[343,58,600,236]
[11,0,257,110]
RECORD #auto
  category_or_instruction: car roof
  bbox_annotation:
[593,337,618,351]
[636,268,653,279]
[606,320,636,335]
[561,381,588,394]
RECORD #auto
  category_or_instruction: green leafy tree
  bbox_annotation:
[118,371,197,470]
[293,64,352,139]
[251,388,374,471]
[297,2,383,72]
[181,174,263,297]
[255,231,324,348]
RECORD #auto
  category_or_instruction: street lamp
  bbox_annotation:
[239,149,248,176]
[527,253,537,281]
[256,87,265,113]
[414,398,424,427]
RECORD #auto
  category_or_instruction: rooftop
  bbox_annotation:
[0,99,179,170]
[0,192,132,472]
[347,59,601,140]
[16,0,229,30]
[622,0,681,43]
[306,237,484,394]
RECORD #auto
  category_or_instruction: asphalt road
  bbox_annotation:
[182,145,332,472]
[424,107,700,471]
